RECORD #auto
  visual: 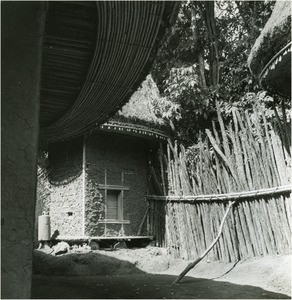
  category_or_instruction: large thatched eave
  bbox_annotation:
[39,1,179,143]
[248,1,291,98]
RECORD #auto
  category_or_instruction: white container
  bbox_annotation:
[38,212,51,241]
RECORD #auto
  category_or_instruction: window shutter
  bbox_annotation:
[107,190,119,220]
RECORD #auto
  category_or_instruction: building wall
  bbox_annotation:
[48,138,84,236]
[85,132,150,236]
[1,2,46,298]
[41,132,154,238]
[34,171,51,245]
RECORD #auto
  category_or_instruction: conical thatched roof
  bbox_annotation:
[110,74,179,128]
[248,1,291,77]
[98,75,179,141]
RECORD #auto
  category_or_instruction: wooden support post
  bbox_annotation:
[82,135,86,236]
[121,171,124,234]
[104,169,107,236]
[137,204,150,236]
[150,166,163,196]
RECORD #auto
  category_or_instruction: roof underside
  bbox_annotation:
[40,1,178,143]
[260,43,291,98]
[40,2,97,128]
[248,0,291,98]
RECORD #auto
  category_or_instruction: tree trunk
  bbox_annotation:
[204,1,219,87]
[198,53,207,88]
[191,3,207,88]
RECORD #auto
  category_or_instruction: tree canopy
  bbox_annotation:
[151,0,277,146]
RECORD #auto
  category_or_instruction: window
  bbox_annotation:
[98,183,130,224]
[106,190,120,220]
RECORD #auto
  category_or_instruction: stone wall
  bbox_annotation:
[48,138,84,236]
[85,132,150,236]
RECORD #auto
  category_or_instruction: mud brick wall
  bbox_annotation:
[37,132,157,238]
[34,174,51,245]
[85,132,149,236]
[48,138,84,236]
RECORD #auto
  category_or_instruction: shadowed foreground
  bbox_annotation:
[32,274,289,299]
[32,250,290,299]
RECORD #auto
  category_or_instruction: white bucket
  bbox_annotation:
[38,212,51,241]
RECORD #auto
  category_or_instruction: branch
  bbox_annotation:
[172,200,236,285]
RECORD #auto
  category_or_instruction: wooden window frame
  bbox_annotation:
[99,185,130,224]
[106,189,121,222]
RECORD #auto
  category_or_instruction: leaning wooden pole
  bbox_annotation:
[172,200,236,285]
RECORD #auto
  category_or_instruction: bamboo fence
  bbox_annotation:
[147,103,291,261]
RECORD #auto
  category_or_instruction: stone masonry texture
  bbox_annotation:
[1,2,46,298]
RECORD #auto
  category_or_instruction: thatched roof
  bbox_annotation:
[40,1,179,142]
[248,1,291,77]
[112,75,179,127]
[97,75,179,141]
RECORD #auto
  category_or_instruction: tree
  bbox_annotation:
[151,0,276,146]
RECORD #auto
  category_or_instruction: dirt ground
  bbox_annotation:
[32,247,291,299]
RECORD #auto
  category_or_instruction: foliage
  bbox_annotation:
[218,91,291,126]
[151,0,278,146]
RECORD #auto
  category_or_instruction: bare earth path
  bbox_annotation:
[32,248,291,299]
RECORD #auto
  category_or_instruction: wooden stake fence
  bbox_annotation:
[147,104,291,261]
